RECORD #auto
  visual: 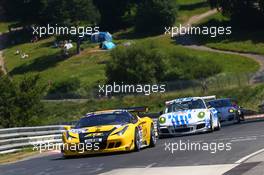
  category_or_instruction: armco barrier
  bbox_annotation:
[1,113,263,155]
[0,119,159,155]
[0,126,64,154]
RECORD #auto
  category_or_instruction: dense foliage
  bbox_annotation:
[135,0,177,34]
[208,0,264,26]
[2,0,177,34]
[106,41,222,84]
[0,75,46,128]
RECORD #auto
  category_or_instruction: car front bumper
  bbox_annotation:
[158,122,210,136]
[61,136,135,156]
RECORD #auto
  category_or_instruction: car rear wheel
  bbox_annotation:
[149,124,156,147]
[134,128,141,151]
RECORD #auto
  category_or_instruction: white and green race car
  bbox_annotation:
[158,96,221,137]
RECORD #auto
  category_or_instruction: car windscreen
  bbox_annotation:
[75,113,132,128]
[166,99,206,113]
[209,99,232,108]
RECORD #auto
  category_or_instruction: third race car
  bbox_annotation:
[208,98,244,123]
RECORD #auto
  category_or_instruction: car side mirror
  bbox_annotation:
[64,125,71,130]
[207,105,212,109]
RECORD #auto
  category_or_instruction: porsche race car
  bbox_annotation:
[61,107,156,157]
[158,96,221,137]
[208,98,243,123]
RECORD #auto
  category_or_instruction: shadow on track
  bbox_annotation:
[52,147,152,161]
[158,118,264,140]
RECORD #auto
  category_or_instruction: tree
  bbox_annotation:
[2,0,43,24]
[0,76,17,128]
[2,0,100,54]
[93,0,135,30]
[40,0,100,54]
[208,0,264,26]
[135,0,177,34]
[0,75,46,128]
[15,75,46,126]
[106,41,168,84]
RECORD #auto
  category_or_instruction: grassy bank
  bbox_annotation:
[3,0,259,96]
[193,13,264,55]
[0,21,17,33]
[3,36,259,98]
[176,0,210,24]
[0,148,39,165]
[38,83,264,125]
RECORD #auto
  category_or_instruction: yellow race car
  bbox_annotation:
[61,107,156,157]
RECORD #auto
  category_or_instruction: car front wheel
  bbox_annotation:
[134,128,141,151]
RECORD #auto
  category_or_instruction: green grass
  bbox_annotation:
[0,147,39,164]
[39,83,264,125]
[2,0,260,98]
[0,21,16,33]
[4,38,107,92]
[148,36,259,74]
[4,35,259,97]
[193,13,264,55]
[176,0,210,24]
[177,0,207,5]
[2,0,262,126]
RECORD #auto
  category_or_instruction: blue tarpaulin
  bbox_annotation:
[91,32,112,43]
[102,41,116,50]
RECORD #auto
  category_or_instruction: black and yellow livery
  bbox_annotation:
[61,107,156,156]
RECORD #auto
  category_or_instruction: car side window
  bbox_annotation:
[130,114,138,124]
[191,99,206,109]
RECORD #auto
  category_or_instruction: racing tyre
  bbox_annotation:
[240,113,245,121]
[134,128,141,152]
[215,119,221,131]
[235,114,241,124]
[149,124,156,147]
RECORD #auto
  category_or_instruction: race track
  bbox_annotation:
[1,119,264,175]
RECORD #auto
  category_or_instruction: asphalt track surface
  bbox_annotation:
[1,119,264,175]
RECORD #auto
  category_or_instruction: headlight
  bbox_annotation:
[229,108,235,113]
[66,131,77,140]
[159,116,166,124]
[114,126,129,136]
[198,112,206,119]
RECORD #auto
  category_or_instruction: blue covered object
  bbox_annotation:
[91,32,112,43]
[102,41,116,50]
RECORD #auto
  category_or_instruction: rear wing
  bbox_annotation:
[86,106,149,116]
[120,106,149,113]
[165,95,216,105]
[200,95,216,101]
